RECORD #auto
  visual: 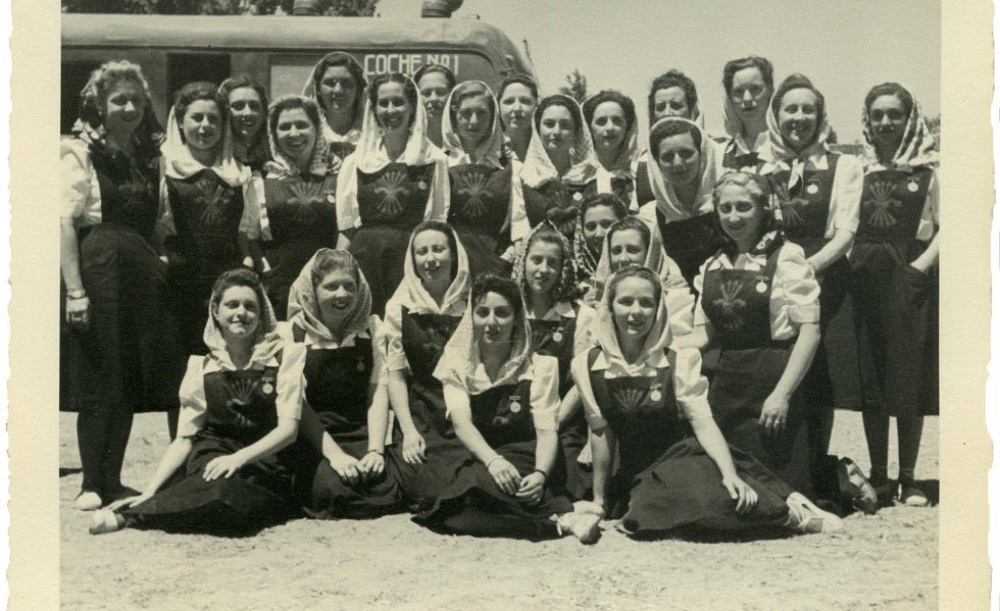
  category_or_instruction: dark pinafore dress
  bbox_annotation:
[522,178,585,240]
[262,173,339,320]
[448,163,513,277]
[634,159,655,207]
[124,353,296,534]
[764,153,861,412]
[290,326,406,519]
[701,245,814,496]
[653,207,728,292]
[350,162,436,317]
[721,146,761,172]
[586,347,791,536]
[850,168,938,417]
[164,169,246,355]
[414,376,574,540]
[578,175,635,206]
[393,307,471,508]
[529,307,590,499]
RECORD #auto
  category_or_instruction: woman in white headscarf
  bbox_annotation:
[160,81,264,356]
[851,83,939,507]
[259,95,336,320]
[441,80,522,277]
[719,56,775,171]
[382,221,474,509]
[284,248,411,519]
[581,90,638,204]
[335,72,450,317]
[302,51,367,158]
[637,116,725,290]
[512,94,599,242]
[757,74,865,484]
[413,275,601,543]
[91,268,307,535]
[572,266,841,537]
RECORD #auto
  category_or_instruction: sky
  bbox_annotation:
[378,0,941,145]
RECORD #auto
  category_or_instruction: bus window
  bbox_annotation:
[167,52,231,97]
[62,60,103,134]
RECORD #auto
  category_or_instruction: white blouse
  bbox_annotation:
[526,300,598,358]
[758,152,865,238]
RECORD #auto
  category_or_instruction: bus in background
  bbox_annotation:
[60,13,536,134]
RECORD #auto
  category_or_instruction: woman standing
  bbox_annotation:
[61,60,185,510]
[260,95,337,320]
[335,73,450,316]
[496,74,539,163]
[218,75,272,174]
[302,52,367,158]
[414,63,456,149]
[637,117,725,290]
[441,80,522,277]
[383,221,474,508]
[414,276,600,542]
[719,56,775,171]
[572,193,630,298]
[91,269,307,535]
[851,83,939,506]
[573,266,842,536]
[758,74,865,485]
[581,90,638,203]
[161,81,262,356]
[285,249,409,518]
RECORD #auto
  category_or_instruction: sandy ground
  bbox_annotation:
[60,411,938,610]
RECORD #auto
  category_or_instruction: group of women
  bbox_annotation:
[63,52,939,543]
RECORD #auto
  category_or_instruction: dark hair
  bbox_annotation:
[311,53,367,115]
[582,90,637,138]
[534,95,582,134]
[218,75,269,118]
[648,69,698,123]
[411,220,460,280]
[771,73,826,120]
[607,216,651,255]
[497,73,539,104]
[414,63,457,90]
[268,96,323,154]
[310,248,360,288]
[649,118,702,160]
[607,266,662,312]
[368,73,420,128]
[448,81,496,128]
[209,268,270,335]
[526,223,568,262]
[471,274,525,330]
[712,171,775,249]
[722,56,775,96]
[173,81,223,126]
[864,82,914,119]
[78,60,163,160]
[580,193,629,223]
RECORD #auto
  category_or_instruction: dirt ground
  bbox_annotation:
[60,410,938,610]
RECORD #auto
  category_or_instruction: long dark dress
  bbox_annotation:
[123,354,297,534]
[414,375,574,540]
[350,162,435,316]
[62,142,185,498]
[651,206,728,291]
[849,168,938,417]
[522,178,586,240]
[392,308,472,509]
[262,173,339,320]
[447,164,513,277]
[585,347,791,536]
[289,325,408,519]
[164,170,247,355]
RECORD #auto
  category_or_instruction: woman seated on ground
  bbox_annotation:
[414,276,601,543]
[91,269,307,535]
[573,265,843,538]
[285,248,409,519]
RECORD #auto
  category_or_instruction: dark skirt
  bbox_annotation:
[349,225,411,318]
[264,237,329,321]
[414,439,574,541]
[454,229,512,278]
[612,437,792,536]
[559,409,592,500]
[124,435,296,535]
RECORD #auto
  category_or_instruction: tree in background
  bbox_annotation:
[558,69,588,103]
[62,0,379,15]
[926,114,941,150]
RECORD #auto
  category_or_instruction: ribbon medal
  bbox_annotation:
[261,377,275,395]
[805,182,820,195]
[509,395,523,414]
[907,179,920,193]
[755,275,769,294]
[418,180,428,191]
[572,191,583,202]
[649,383,663,404]
[551,328,564,344]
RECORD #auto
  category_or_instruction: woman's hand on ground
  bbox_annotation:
[722,474,758,515]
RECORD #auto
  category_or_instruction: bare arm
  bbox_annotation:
[589,426,616,508]
[366,384,390,454]
[910,231,940,272]
[556,386,581,426]
[807,228,853,273]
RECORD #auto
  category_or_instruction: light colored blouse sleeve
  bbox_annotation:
[661,254,695,337]
[60,139,101,226]
[369,314,389,386]
[570,350,606,430]
[772,243,821,333]
[573,302,598,357]
[915,170,939,241]
[528,354,560,431]
[382,298,410,372]
[442,381,470,423]
[424,157,451,222]
[509,160,530,243]
[176,356,208,439]
[275,342,307,421]
[668,347,713,422]
[239,178,263,240]
[827,153,863,237]
[335,152,361,230]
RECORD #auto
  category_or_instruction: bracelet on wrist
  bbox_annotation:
[531,468,549,481]
[366,449,384,457]
[66,290,87,300]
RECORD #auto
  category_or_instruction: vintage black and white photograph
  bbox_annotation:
[27,0,982,607]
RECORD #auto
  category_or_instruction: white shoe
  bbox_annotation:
[556,512,601,544]
[75,491,103,511]
[785,492,845,535]
[89,509,126,535]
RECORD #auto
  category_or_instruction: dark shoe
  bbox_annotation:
[868,473,896,508]
[838,457,879,514]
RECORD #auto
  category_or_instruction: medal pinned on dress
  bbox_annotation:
[508,395,523,414]
[261,377,275,395]
[417,180,428,191]
[356,360,366,372]
[551,327,564,344]
[326,191,337,204]
[572,191,583,202]
[755,276,769,294]
[806,182,820,195]
[649,383,663,404]
[907,179,920,193]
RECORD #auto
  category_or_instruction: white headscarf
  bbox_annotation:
[352,76,443,173]
[203,274,283,369]
[722,94,768,157]
[262,95,332,179]
[286,248,374,343]
[582,91,639,180]
[758,80,833,189]
[518,94,600,189]
[861,84,939,170]
[302,52,367,146]
[646,117,718,222]
[588,216,673,304]
[594,267,673,377]
[441,81,505,169]
[162,100,250,187]
[385,222,471,316]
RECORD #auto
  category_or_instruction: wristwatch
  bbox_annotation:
[66,289,87,300]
